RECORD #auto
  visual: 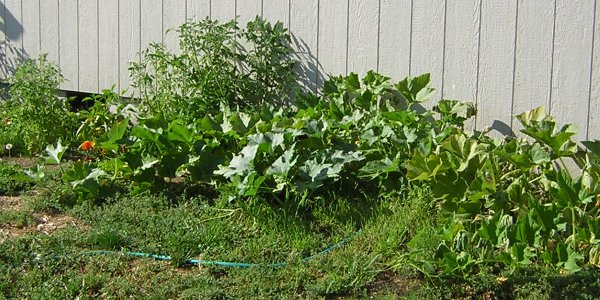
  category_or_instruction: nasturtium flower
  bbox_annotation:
[80,141,96,151]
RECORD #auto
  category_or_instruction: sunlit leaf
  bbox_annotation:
[43,140,67,165]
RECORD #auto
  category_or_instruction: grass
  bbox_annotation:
[2,160,600,299]
[0,168,430,298]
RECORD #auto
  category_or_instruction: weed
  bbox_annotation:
[0,161,33,196]
[0,209,35,228]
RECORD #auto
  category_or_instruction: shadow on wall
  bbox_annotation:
[0,2,25,80]
[290,34,323,94]
[490,120,516,137]
[0,41,26,80]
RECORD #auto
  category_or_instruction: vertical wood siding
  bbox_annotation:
[58,0,78,90]
[476,0,517,137]
[411,0,445,106]
[186,0,210,20]
[512,1,555,133]
[378,0,411,81]
[1,0,599,139]
[443,0,480,130]
[347,0,379,77]
[590,1,600,139]
[98,0,119,91]
[40,0,60,67]
[78,0,98,92]
[551,0,595,141]
[290,0,318,93]
[317,0,347,87]
[118,0,140,95]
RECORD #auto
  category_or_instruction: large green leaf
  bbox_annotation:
[70,168,107,188]
[106,120,128,143]
[167,121,193,144]
[515,216,535,246]
[516,107,577,157]
[238,172,266,196]
[395,73,435,104]
[299,158,333,183]
[43,140,67,165]
[515,106,546,126]
[434,100,476,126]
[215,144,259,179]
[266,145,297,176]
[583,140,600,155]
[131,125,160,143]
[158,151,189,178]
[529,199,558,233]
[98,158,132,179]
[358,157,399,180]
[405,151,451,181]
[222,112,255,134]
[556,243,583,272]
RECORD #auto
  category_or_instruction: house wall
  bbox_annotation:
[1,0,599,139]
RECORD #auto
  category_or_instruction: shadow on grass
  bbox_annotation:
[430,266,600,299]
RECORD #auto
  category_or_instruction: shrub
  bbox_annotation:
[0,55,76,154]
[129,17,298,121]
[61,72,459,206]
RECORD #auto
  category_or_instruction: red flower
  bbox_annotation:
[80,141,96,151]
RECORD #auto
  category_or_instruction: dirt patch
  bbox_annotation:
[0,195,24,211]
[32,213,83,234]
[1,156,39,169]
[365,270,422,297]
[1,156,65,173]
[0,212,85,242]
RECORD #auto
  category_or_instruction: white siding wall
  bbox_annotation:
[1,0,599,139]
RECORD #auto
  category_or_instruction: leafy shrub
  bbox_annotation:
[61,72,467,206]
[0,55,77,154]
[130,17,298,121]
[405,107,600,275]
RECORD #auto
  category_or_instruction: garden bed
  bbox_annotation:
[2,17,600,299]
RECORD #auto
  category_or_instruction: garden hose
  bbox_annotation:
[78,230,360,268]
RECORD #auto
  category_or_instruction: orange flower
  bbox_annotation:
[101,149,107,155]
[80,141,96,151]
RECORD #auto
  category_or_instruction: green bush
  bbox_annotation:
[130,17,298,121]
[60,72,462,207]
[0,55,77,154]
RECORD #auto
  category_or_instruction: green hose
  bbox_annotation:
[79,231,359,268]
